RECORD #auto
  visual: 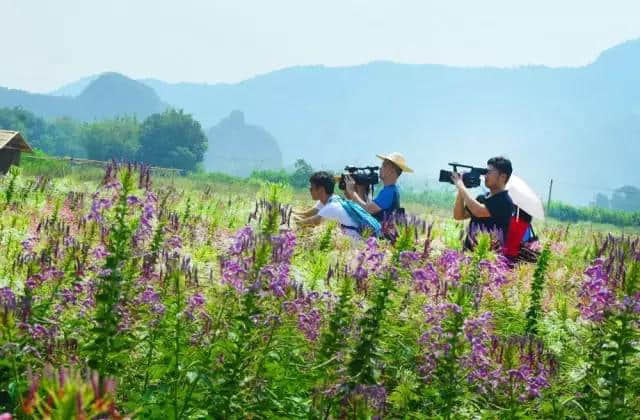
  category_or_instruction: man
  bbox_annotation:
[452,156,514,250]
[293,171,361,239]
[344,152,413,221]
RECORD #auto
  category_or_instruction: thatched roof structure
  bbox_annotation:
[0,130,34,153]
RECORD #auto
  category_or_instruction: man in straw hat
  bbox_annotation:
[344,152,413,221]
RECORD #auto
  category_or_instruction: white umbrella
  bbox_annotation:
[506,175,545,220]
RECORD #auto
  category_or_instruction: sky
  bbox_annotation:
[2,0,640,93]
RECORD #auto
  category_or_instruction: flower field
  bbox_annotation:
[0,164,639,419]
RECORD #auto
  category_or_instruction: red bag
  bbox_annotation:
[504,214,530,257]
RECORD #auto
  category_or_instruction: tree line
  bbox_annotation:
[0,107,207,171]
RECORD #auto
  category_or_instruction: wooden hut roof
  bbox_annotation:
[0,130,34,153]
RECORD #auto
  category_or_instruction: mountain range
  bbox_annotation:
[3,39,640,204]
[0,73,166,120]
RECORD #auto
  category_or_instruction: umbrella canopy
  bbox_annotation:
[506,175,545,220]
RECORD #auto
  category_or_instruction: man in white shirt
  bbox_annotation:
[293,171,361,239]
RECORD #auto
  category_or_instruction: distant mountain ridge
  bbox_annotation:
[5,39,640,204]
[0,73,166,121]
[49,74,100,96]
[205,110,283,176]
[137,40,640,204]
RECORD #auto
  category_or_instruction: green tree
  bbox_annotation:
[138,109,207,171]
[0,107,86,157]
[611,186,640,212]
[289,158,314,188]
[0,107,49,149]
[47,117,85,157]
[81,116,140,161]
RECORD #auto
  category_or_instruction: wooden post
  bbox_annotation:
[547,179,553,210]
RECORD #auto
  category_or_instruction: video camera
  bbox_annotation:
[338,166,379,192]
[439,162,488,188]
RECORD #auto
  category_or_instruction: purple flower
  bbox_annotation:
[133,192,157,247]
[578,259,617,322]
[59,288,77,306]
[298,308,322,341]
[230,226,254,255]
[184,292,206,320]
[91,244,110,260]
[261,264,289,297]
[25,274,43,290]
[422,303,461,325]
[151,303,166,315]
[139,286,160,305]
[1,287,17,321]
[418,303,464,380]
[220,259,249,293]
[22,323,55,341]
[188,292,205,307]
[166,235,182,250]
[284,291,324,341]
[87,195,115,223]
[353,384,387,412]
[462,312,494,388]
[350,237,386,291]
[475,257,511,299]
[126,195,142,207]
[21,236,38,253]
[271,230,297,263]
[412,264,439,295]
[622,293,640,314]
[438,250,466,283]
[103,179,122,190]
[398,251,421,268]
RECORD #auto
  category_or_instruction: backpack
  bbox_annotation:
[330,196,382,237]
[504,207,540,264]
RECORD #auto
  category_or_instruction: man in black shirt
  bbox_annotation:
[452,156,514,251]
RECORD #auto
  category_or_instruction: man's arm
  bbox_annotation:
[451,173,491,218]
[296,214,323,227]
[453,191,471,220]
[292,207,319,218]
[344,176,382,214]
[346,191,382,214]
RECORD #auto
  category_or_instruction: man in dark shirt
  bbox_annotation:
[452,156,514,251]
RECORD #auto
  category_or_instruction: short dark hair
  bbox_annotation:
[487,156,512,181]
[309,171,335,195]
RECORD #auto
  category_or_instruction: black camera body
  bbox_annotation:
[439,162,488,188]
[338,166,380,191]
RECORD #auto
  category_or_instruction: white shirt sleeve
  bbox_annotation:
[317,202,358,228]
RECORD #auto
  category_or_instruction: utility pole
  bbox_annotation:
[547,179,553,210]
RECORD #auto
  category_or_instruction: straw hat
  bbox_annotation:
[376,152,413,173]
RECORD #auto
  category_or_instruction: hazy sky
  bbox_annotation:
[2,0,640,92]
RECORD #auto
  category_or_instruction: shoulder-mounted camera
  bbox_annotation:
[439,162,488,188]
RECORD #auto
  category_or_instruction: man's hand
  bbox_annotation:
[450,172,465,190]
[292,207,318,218]
[452,173,491,218]
[296,215,322,227]
[344,175,356,198]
